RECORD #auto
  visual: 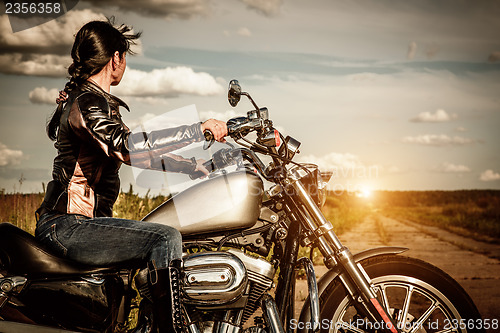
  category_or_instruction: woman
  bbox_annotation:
[35,19,227,332]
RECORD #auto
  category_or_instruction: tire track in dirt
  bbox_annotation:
[294,214,500,327]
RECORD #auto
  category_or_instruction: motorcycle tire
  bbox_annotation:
[318,255,485,333]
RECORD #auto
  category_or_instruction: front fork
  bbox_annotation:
[289,179,399,333]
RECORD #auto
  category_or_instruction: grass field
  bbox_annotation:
[0,191,43,235]
[370,190,500,243]
[0,185,170,235]
[0,187,371,236]
[1,188,499,245]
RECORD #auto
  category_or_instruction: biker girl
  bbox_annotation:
[34,19,227,332]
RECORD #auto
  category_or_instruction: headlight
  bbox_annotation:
[318,171,333,207]
[289,164,332,207]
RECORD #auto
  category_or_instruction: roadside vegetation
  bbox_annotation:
[1,188,499,245]
[321,193,372,235]
[0,186,170,235]
[0,190,43,235]
[112,185,171,221]
[301,189,500,263]
[371,190,500,243]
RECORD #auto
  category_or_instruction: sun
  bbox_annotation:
[356,187,372,198]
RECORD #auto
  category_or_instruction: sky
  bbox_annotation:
[0,0,499,195]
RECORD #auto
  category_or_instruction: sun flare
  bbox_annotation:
[357,187,372,198]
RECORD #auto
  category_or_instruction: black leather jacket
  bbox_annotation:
[37,81,203,218]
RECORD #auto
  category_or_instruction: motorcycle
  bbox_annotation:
[0,80,484,333]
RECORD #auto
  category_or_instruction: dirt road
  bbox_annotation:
[294,214,500,329]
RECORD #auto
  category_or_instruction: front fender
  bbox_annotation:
[297,246,408,332]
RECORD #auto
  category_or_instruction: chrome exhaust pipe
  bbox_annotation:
[261,294,285,333]
[296,257,320,332]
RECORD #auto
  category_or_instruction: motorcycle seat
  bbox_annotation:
[0,223,140,277]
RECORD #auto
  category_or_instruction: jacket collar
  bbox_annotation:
[81,80,130,112]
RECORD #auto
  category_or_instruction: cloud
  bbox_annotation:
[0,10,142,76]
[80,0,283,19]
[410,109,457,123]
[480,169,500,182]
[402,134,477,146]
[83,0,210,19]
[237,27,252,37]
[407,41,417,60]
[223,27,252,37]
[0,10,106,55]
[29,87,59,105]
[387,165,403,174]
[299,152,361,170]
[297,152,379,180]
[434,162,471,173]
[241,0,283,16]
[0,53,70,76]
[0,143,24,167]
[113,66,224,97]
[125,113,158,130]
[199,109,239,121]
[488,51,500,63]
[455,126,467,132]
[128,97,170,106]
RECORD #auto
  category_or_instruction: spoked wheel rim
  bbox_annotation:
[328,275,466,333]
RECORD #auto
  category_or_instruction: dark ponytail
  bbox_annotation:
[47,18,141,141]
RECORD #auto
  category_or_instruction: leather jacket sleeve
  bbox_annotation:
[68,91,203,173]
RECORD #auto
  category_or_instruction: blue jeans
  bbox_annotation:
[35,214,182,269]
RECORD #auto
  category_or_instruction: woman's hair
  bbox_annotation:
[47,18,141,141]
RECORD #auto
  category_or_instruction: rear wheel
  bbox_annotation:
[319,255,485,333]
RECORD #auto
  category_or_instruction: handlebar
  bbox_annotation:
[203,129,214,142]
[188,159,215,180]
[191,107,275,180]
[202,129,215,150]
[189,148,237,180]
[203,107,270,146]
[189,147,271,181]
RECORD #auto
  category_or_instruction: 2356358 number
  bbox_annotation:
[443,318,498,330]
[5,2,61,15]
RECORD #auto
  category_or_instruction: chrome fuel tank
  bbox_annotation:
[142,171,263,236]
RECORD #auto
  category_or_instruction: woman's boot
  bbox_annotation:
[148,260,182,333]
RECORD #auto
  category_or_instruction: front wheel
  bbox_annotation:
[319,255,485,333]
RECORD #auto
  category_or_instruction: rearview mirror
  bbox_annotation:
[228,80,241,107]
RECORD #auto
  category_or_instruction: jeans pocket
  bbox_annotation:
[50,223,68,256]
[74,214,89,224]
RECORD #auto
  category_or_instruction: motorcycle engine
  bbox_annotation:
[183,249,275,320]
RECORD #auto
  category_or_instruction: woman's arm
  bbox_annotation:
[68,91,205,172]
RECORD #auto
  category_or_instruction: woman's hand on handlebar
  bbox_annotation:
[201,119,227,143]
[194,158,210,177]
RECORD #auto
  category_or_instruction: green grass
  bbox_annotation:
[0,191,43,235]
[112,184,171,221]
[0,186,170,234]
[322,193,372,234]
[372,190,500,242]
[2,188,498,244]
[298,190,500,264]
